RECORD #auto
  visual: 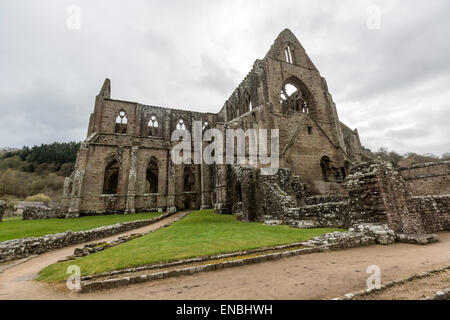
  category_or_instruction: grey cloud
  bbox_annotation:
[0,0,448,156]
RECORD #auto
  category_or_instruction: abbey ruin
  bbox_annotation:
[62,29,449,236]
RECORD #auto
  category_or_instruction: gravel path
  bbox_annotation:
[0,224,448,300]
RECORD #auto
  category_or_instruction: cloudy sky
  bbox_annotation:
[1,0,449,156]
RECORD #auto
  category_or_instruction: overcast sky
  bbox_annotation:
[0,0,449,156]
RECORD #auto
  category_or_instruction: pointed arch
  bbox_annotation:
[183,166,195,192]
[145,157,159,194]
[147,114,159,137]
[280,76,314,115]
[320,156,331,182]
[284,43,296,64]
[202,120,210,132]
[176,118,186,130]
[115,110,128,134]
[103,155,120,194]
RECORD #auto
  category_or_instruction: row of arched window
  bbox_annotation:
[102,157,197,195]
[228,95,253,121]
[103,157,160,195]
[113,110,209,136]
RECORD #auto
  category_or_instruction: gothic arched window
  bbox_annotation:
[202,121,209,131]
[280,79,312,115]
[103,158,119,194]
[285,44,294,64]
[145,158,159,194]
[176,118,186,130]
[115,110,128,134]
[148,115,159,137]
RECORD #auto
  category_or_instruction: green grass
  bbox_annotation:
[0,212,163,242]
[37,210,342,282]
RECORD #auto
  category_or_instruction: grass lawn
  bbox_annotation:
[38,209,343,282]
[0,212,164,242]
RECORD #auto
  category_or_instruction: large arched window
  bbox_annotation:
[280,79,312,115]
[103,158,120,194]
[148,115,159,137]
[145,158,159,194]
[115,110,128,134]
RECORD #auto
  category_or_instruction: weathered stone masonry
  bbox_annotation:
[63,29,361,217]
[61,29,448,236]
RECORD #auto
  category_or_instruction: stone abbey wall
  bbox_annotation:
[399,161,450,196]
[234,161,449,234]
[63,29,363,217]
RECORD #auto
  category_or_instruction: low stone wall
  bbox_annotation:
[22,206,65,220]
[286,202,351,228]
[0,212,173,263]
[79,223,400,292]
[408,195,450,233]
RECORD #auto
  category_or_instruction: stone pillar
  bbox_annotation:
[66,142,89,218]
[212,123,228,214]
[125,146,139,214]
[0,200,6,222]
[166,152,177,213]
[200,162,212,209]
[61,176,72,212]
[67,169,85,218]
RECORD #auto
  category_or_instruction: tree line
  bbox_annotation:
[1,142,81,176]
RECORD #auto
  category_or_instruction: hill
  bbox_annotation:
[0,142,80,203]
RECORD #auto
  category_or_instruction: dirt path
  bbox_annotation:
[0,228,449,300]
[356,269,449,300]
[0,211,186,300]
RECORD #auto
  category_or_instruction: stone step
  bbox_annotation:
[396,233,439,245]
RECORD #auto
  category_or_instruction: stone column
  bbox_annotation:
[61,176,72,212]
[213,123,228,214]
[200,162,212,209]
[166,151,177,213]
[125,146,139,214]
[0,200,6,222]
[67,142,89,218]
[67,168,85,218]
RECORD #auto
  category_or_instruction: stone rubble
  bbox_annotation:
[73,233,143,257]
[301,223,396,248]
